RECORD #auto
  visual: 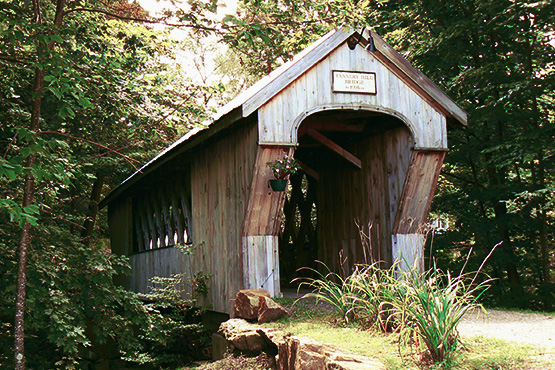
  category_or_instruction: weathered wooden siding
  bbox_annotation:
[258,42,447,149]
[241,235,280,295]
[391,149,446,272]
[317,125,412,273]
[122,119,258,312]
[393,150,446,234]
[241,146,293,296]
[128,247,191,295]
[190,119,259,313]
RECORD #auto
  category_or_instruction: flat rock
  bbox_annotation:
[219,319,269,353]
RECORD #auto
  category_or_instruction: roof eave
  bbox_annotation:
[365,30,468,126]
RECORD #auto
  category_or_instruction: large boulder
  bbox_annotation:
[276,336,385,370]
[218,318,287,353]
[233,289,288,323]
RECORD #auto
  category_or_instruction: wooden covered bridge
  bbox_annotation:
[101,29,467,314]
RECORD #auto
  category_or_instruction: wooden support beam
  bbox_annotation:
[296,159,320,180]
[306,128,362,169]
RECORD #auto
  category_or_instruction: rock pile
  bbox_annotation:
[217,319,385,370]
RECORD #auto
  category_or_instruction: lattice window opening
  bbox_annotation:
[279,172,319,287]
[281,174,316,228]
[132,191,192,253]
[279,172,318,246]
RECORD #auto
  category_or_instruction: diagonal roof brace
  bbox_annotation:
[306,128,362,169]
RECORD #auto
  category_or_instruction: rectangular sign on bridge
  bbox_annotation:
[332,71,377,94]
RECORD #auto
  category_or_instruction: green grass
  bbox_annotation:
[266,299,554,370]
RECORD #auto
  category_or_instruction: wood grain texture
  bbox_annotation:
[317,126,412,273]
[258,40,448,149]
[241,236,280,296]
[368,31,467,125]
[117,118,258,313]
[392,233,425,273]
[306,128,362,169]
[242,31,349,117]
[240,146,293,298]
[241,146,293,236]
[128,246,191,296]
[190,119,259,313]
[108,197,133,287]
[392,150,446,234]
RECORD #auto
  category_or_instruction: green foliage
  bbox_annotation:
[137,275,211,368]
[268,154,300,180]
[1,0,226,368]
[265,301,548,370]
[391,267,491,368]
[368,0,555,310]
[295,262,359,323]
[220,0,371,77]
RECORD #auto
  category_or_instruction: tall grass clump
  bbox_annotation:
[294,263,359,323]
[392,266,491,367]
[296,261,492,369]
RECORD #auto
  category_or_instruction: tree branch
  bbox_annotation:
[64,7,220,32]
[40,207,86,230]
[442,170,486,189]
[0,54,29,64]
[39,131,141,170]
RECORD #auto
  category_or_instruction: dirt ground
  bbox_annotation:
[458,308,555,366]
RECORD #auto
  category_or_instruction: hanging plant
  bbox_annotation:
[268,154,300,179]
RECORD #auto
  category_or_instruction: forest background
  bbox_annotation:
[1,0,554,369]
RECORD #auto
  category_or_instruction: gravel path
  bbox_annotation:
[458,309,555,366]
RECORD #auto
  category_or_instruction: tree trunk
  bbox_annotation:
[14,66,43,370]
[538,206,552,310]
[14,1,66,368]
[81,174,105,247]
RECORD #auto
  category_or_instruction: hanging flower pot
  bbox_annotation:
[268,154,299,192]
[269,178,288,191]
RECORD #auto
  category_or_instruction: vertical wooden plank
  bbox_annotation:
[108,197,133,288]
[188,118,258,313]
[151,193,166,248]
[144,197,157,249]
[392,233,425,273]
[133,212,144,253]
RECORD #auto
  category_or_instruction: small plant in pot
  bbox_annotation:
[268,154,299,191]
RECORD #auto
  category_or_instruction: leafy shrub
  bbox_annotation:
[137,275,211,368]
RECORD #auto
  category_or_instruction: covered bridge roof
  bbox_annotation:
[101,29,467,207]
